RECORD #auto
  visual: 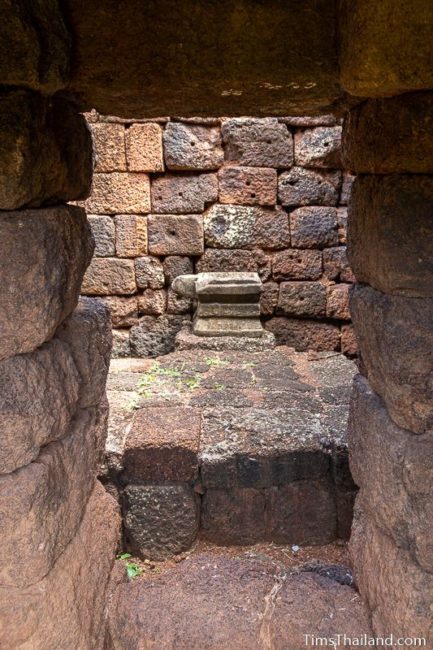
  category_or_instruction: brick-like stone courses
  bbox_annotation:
[81,114,354,357]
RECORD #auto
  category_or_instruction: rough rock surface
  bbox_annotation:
[129,315,189,357]
[265,318,340,351]
[221,118,293,168]
[0,205,93,361]
[290,207,339,249]
[164,122,224,170]
[218,166,277,206]
[125,123,164,172]
[196,248,271,281]
[88,215,116,256]
[294,127,342,169]
[278,281,327,318]
[82,258,136,295]
[91,122,127,172]
[115,215,148,258]
[272,249,322,281]
[108,554,372,650]
[84,172,151,214]
[148,214,204,255]
[135,256,165,289]
[151,173,218,213]
[278,167,341,207]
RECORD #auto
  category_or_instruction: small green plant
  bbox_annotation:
[205,357,228,367]
[185,377,201,390]
[243,361,257,368]
[213,383,225,391]
[127,394,140,410]
[117,553,143,580]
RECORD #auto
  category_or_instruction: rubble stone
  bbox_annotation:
[135,256,165,289]
[137,289,167,316]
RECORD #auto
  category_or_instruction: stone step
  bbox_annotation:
[107,546,372,650]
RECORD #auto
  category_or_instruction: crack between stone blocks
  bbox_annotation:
[258,571,287,650]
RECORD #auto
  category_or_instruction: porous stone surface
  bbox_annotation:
[129,315,188,357]
[82,258,136,295]
[0,90,92,209]
[343,92,433,174]
[294,127,342,169]
[88,215,116,256]
[323,247,354,282]
[326,284,351,321]
[0,482,119,650]
[278,167,341,207]
[115,215,148,258]
[204,204,290,250]
[135,256,165,289]
[151,173,218,213]
[108,554,372,650]
[348,175,433,297]
[176,326,275,352]
[84,172,151,214]
[123,484,200,559]
[0,205,93,361]
[91,122,127,172]
[163,256,194,284]
[138,289,167,316]
[278,282,327,318]
[350,283,433,434]
[196,249,272,281]
[265,318,340,352]
[164,123,224,170]
[218,166,277,206]
[148,214,204,255]
[290,207,339,249]
[272,249,323,281]
[221,118,293,168]
[125,123,164,172]
[100,296,139,328]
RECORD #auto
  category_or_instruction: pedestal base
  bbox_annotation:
[175,323,276,352]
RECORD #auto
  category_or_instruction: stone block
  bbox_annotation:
[218,166,277,206]
[349,375,433,572]
[221,118,293,168]
[260,282,279,315]
[163,123,224,170]
[123,407,201,481]
[323,247,354,282]
[123,484,200,559]
[88,215,115,256]
[326,284,351,321]
[0,205,93,361]
[56,297,112,408]
[0,482,119,650]
[112,330,131,358]
[151,173,218,213]
[265,318,340,352]
[115,214,148,257]
[129,315,188,357]
[82,258,136,295]
[0,90,92,209]
[167,289,192,314]
[278,282,327,318]
[148,214,204,255]
[348,175,433,297]
[194,317,263,338]
[135,256,165,289]
[272,249,322,281]
[280,115,338,127]
[137,289,167,316]
[0,339,80,474]
[0,403,107,587]
[278,167,341,207]
[290,207,338,249]
[336,207,348,244]
[204,204,290,250]
[163,256,194,284]
[196,249,271,282]
[100,296,139,327]
[125,123,164,172]
[91,122,126,172]
[85,172,151,214]
[201,488,266,544]
[294,127,342,169]
[339,173,354,206]
[350,284,433,434]
[341,324,357,357]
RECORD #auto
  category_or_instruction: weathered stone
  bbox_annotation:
[164,123,223,170]
[349,375,433,571]
[108,554,372,650]
[341,324,357,357]
[91,122,126,172]
[340,0,433,97]
[171,275,198,299]
[0,91,93,209]
[260,282,279,315]
[123,407,201,481]
[266,318,340,351]
[194,317,264,338]
[82,258,136,295]
[148,214,204,255]
[114,214,148,257]
[123,484,199,559]
[340,173,354,206]
[0,205,93,361]
[135,255,165,289]
[278,167,341,207]
[204,204,290,250]
[348,175,433,297]
[294,127,342,169]
[350,284,433,434]
[56,297,112,408]
[129,315,188,357]
[280,115,338,127]
[278,282,327,318]
[0,403,107,587]
[167,289,192,314]
[336,207,348,244]
[176,325,275,352]
[112,329,131,358]
[151,173,217,213]
[125,123,164,172]
[323,247,354,282]
[163,256,194,284]
[350,513,433,643]
[221,118,293,168]
[100,296,139,327]
[88,215,115,256]
[272,249,322,281]
[290,207,338,248]
[0,482,119,650]
[326,284,351,321]
[201,488,266,544]
[0,339,80,474]
[137,289,167,316]
[218,166,277,206]
[196,249,271,281]
[85,172,151,214]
